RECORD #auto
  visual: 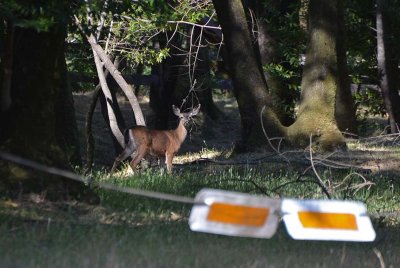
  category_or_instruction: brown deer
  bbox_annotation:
[111,104,201,174]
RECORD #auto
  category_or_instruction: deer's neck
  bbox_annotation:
[174,120,188,143]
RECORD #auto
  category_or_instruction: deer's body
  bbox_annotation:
[111,105,200,174]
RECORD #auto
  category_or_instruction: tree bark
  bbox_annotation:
[55,47,82,165]
[85,86,101,170]
[0,20,14,113]
[247,0,296,126]
[335,0,358,134]
[86,57,125,170]
[212,0,284,152]
[0,26,96,202]
[149,37,181,130]
[286,0,346,150]
[376,0,400,133]
[87,34,146,126]
[173,26,221,121]
[92,48,124,147]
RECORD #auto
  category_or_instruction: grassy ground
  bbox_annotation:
[1,158,399,268]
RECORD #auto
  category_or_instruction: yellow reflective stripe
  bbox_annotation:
[298,211,358,230]
[207,203,269,227]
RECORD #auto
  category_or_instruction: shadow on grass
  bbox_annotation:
[1,204,399,268]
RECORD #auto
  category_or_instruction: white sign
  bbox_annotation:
[189,189,281,238]
[281,199,376,242]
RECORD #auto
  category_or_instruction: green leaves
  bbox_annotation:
[1,0,70,31]
[104,0,212,65]
[123,47,170,65]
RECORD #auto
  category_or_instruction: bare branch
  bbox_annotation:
[74,15,146,126]
[309,135,332,199]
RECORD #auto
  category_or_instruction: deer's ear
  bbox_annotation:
[172,105,181,116]
[191,104,201,116]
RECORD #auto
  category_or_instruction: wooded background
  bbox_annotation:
[1,0,400,198]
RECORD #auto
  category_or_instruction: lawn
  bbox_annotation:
[1,151,399,267]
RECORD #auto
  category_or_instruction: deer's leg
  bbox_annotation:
[165,152,174,174]
[158,156,166,175]
[159,156,166,168]
[111,142,136,173]
[111,149,135,173]
[129,146,147,172]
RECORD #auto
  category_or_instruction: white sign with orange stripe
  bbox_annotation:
[281,199,376,241]
[189,189,281,238]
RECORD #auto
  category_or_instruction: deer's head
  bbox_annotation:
[172,104,201,126]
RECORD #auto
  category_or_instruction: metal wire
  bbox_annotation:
[0,151,198,205]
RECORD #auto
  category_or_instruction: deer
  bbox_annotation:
[111,104,201,174]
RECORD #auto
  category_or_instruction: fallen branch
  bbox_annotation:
[309,135,332,199]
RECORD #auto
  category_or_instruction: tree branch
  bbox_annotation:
[74,15,146,126]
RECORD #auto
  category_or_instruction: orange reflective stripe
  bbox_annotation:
[207,203,269,227]
[298,211,358,230]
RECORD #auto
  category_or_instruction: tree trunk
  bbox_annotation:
[0,20,14,113]
[335,0,358,134]
[55,48,82,165]
[0,26,96,202]
[92,48,125,147]
[173,26,221,120]
[87,35,146,126]
[287,0,345,150]
[247,0,296,126]
[212,0,353,151]
[149,37,181,129]
[376,0,400,133]
[190,26,221,120]
[212,0,285,152]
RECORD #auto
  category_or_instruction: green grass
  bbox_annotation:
[1,163,400,267]
[98,165,400,218]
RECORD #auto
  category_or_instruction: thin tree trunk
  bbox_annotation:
[85,86,101,171]
[376,0,400,133]
[335,0,358,134]
[88,35,146,126]
[85,56,124,170]
[0,21,14,112]
[92,48,125,147]
[149,37,180,130]
[248,0,295,126]
[55,49,81,165]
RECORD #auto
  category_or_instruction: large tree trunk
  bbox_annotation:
[212,0,285,152]
[0,26,95,201]
[287,0,346,150]
[376,0,400,133]
[212,0,353,151]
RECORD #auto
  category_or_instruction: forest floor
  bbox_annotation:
[73,90,400,176]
